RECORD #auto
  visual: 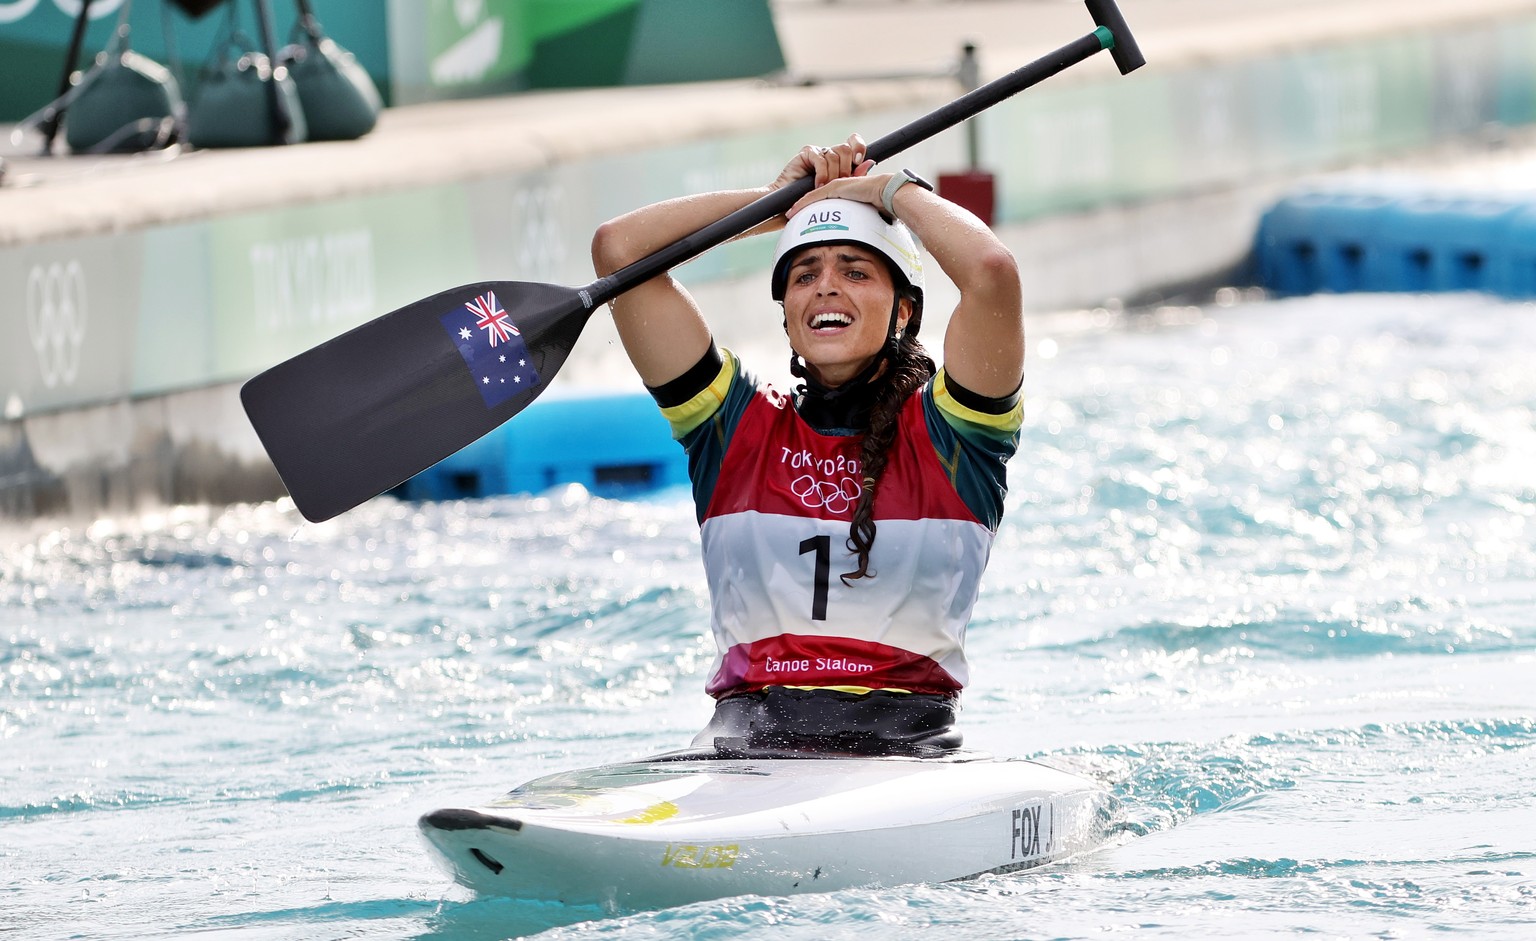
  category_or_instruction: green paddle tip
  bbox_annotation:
[1094,25,1115,51]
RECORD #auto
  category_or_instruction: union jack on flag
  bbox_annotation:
[467,292,519,346]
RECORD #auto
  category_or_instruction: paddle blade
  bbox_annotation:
[241,280,591,522]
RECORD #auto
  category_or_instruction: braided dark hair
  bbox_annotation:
[842,300,935,584]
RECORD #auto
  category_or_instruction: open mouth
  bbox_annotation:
[810,312,853,331]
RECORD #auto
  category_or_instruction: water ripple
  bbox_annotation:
[4,293,1534,940]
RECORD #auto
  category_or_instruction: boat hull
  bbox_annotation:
[418,749,1112,909]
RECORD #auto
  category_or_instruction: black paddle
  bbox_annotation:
[242,0,1144,523]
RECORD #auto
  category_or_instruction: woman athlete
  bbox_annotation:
[591,134,1024,757]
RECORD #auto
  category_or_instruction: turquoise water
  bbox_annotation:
[3,292,1533,939]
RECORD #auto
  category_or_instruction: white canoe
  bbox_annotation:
[418,749,1112,909]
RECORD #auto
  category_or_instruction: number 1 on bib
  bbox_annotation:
[798,535,830,621]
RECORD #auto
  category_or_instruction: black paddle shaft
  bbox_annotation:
[582,4,1142,311]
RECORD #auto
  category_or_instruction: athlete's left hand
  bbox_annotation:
[770,133,874,193]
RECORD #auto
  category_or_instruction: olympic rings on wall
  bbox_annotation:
[26,260,88,389]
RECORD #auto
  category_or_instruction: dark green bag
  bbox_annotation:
[188,31,308,148]
[67,50,182,153]
[278,10,382,141]
[65,2,182,153]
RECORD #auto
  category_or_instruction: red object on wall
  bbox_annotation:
[937,171,996,227]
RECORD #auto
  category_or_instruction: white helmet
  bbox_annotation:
[770,198,924,305]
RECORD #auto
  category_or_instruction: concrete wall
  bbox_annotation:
[5,4,1536,517]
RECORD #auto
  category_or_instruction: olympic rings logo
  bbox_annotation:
[26,261,89,389]
[789,474,862,515]
[512,185,567,277]
[0,0,126,25]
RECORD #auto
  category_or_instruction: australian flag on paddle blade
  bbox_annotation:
[440,290,541,408]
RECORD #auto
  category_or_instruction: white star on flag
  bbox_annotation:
[459,327,472,340]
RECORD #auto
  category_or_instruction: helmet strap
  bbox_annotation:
[789,347,888,388]
[884,292,907,357]
[791,352,885,433]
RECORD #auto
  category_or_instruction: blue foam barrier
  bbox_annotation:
[396,390,687,501]
[1253,187,1536,298]
[1376,196,1523,293]
[1498,204,1536,298]
[1254,190,1399,295]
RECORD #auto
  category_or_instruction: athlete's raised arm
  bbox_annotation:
[785,171,1024,399]
[591,135,874,388]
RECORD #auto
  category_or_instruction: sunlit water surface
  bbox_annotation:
[3,293,1534,939]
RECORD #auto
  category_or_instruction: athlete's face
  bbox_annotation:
[781,245,911,387]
